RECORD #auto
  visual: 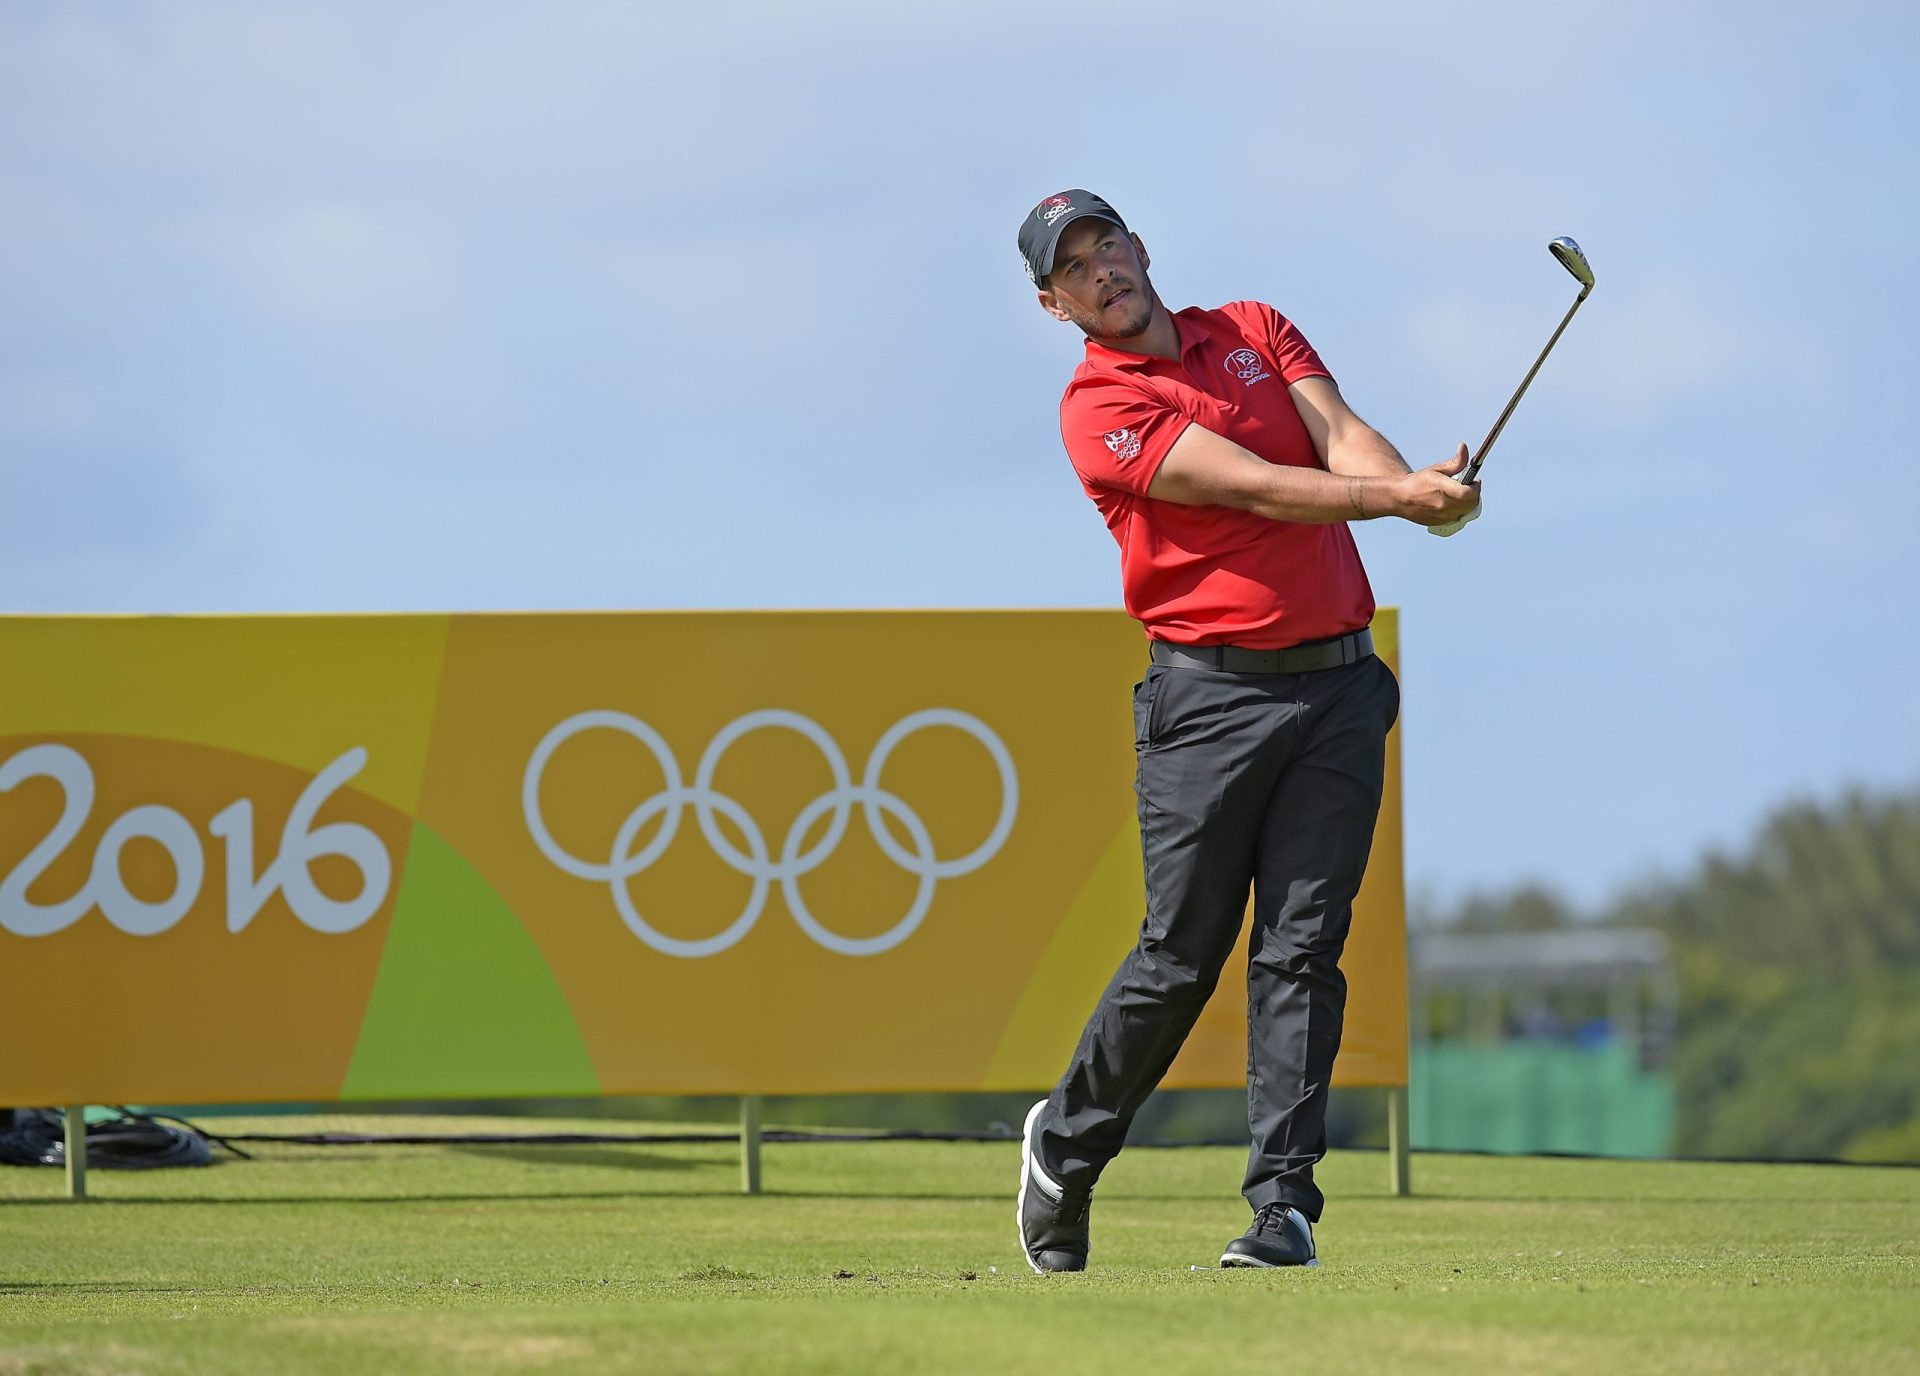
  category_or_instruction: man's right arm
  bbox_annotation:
[1146,423,1481,527]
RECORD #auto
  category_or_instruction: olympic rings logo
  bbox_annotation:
[522,708,1019,958]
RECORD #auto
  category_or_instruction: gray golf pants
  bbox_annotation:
[1035,650,1399,1222]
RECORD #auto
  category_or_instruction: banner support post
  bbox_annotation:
[740,1095,763,1195]
[1386,1085,1411,1197]
[64,1106,88,1200]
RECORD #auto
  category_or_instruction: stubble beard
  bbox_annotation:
[1068,276,1157,342]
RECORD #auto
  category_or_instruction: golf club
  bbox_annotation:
[1463,236,1593,484]
[1429,236,1594,537]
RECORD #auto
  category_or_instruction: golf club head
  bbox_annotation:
[1548,236,1594,293]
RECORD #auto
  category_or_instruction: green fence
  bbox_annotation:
[1411,1041,1673,1158]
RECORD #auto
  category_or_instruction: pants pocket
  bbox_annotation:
[1375,655,1401,733]
[1133,665,1169,751]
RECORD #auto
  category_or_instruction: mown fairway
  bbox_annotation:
[4,1115,1916,1374]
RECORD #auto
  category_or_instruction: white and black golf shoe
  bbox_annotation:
[1017,1099,1090,1273]
[1220,1203,1319,1268]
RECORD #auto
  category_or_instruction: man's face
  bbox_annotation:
[1039,218,1156,339]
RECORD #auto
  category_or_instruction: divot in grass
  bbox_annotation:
[678,1264,757,1283]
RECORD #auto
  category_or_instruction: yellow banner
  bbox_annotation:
[0,610,1405,1104]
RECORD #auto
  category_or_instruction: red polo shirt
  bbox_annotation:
[1059,301,1375,649]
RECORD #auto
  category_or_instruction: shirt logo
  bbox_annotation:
[1103,428,1142,460]
[1225,348,1272,385]
[1038,195,1074,225]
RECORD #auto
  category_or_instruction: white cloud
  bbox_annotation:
[189,203,454,331]
[1400,268,1782,430]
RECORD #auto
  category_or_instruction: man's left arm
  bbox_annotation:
[1288,376,1412,479]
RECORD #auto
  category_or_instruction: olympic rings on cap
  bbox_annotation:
[521,708,1019,958]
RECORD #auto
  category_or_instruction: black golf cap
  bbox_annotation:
[1019,189,1128,287]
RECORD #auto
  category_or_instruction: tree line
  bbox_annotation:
[1417,785,1920,1163]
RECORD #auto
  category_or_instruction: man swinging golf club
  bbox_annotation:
[1014,189,1480,1271]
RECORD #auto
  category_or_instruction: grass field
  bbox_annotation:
[4,1114,1917,1374]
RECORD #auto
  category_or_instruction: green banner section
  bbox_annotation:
[342,822,599,1100]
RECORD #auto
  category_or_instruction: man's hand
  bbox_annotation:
[1427,501,1482,538]
[1391,444,1481,527]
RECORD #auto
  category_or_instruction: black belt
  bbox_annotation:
[1150,628,1373,674]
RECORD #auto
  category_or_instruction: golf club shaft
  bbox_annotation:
[1461,286,1590,485]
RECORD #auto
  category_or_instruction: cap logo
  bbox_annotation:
[1038,195,1074,225]
[1225,348,1272,385]
[1103,428,1142,460]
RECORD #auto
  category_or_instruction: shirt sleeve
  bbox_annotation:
[1058,376,1191,497]
[1243,302,1333,386]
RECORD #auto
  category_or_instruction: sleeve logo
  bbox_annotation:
[1103,428,1143,460]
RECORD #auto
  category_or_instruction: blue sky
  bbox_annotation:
[4,1,1916,910]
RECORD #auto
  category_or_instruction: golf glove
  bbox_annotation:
[1427,495,1483,538]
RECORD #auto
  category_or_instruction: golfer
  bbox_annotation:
[1014,190,1478,1271]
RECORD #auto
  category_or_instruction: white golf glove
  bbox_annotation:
[1427,494,1484,538]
